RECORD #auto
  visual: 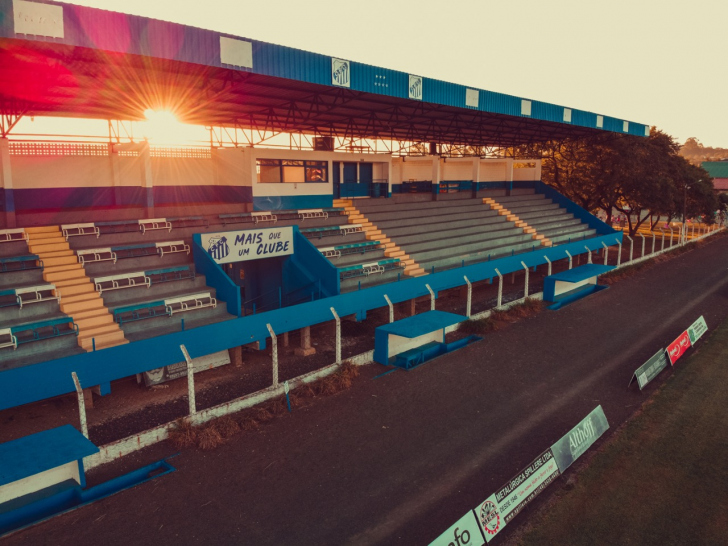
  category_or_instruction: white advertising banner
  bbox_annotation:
[200,226,294,265]
[428,511,484,546]
[476,449,560,542]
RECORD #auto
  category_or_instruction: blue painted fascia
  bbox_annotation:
[192,234,241,317]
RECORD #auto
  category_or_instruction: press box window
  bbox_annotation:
[257,159,328,183]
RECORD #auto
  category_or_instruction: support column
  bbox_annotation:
[384,294,394,323]
[283,331,289,348]
[229,345,243,367]
[109,142,123,206]
[140,140,154,217]
[331,307,341,365]
[431,155,441,201]
[409,298,416,316]
[295,325,316,356]
[0,138,16,228]
[425,284,435,311]
[471,158,480,197]
[495,268,503,308]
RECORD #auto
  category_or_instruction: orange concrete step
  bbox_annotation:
[72,308,113,321]
[57,283,95,297]
[405,268,426,277]
[43,263,83,273]
[541,240,553,247]
[62,292,101,305]
[400,258,415,266]
[29,242,70,254]
[26,226,60,234]
[38,250,75,259]
[45,269,86,283]
[42,256,79,267]
[385,249,405,258]
[54,277,91,289]
[61,298,105,314]
[74,314,114,330]
[80,329,127,351]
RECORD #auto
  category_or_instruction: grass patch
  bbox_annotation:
[167,361,361,452]
[516,316,728,545]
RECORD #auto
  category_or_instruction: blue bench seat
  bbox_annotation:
[96,220,140,234]
[169,216,209,229]
[395,341,443,369]
[0,285,59,309]
[113,300,169,325]
[111,243,158,260]
[0,255,43,273]
[339,258,402,279]
[145,265,195,284]
[10,317,78,345]
[319,241,381,258]
[0,228,27,243]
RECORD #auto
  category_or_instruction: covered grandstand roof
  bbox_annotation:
[0,0,650,147]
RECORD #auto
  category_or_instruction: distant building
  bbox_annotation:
[701,161,728,193]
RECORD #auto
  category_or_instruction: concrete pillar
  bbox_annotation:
[505,158,514,196]
[139,140,154,217]
[83,388,94,409]
[295,325,316,356]
[283,331,289,348]
[229,345,243,367]
[431,155,441,201]
[109,142,123,206]
[471,157,480,197]
[409,298,416,316]
[0,138,16,228]
[534,159,542,181]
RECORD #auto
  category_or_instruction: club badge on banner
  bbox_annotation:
[687,316,708,344]
[666,330,691,365]
[200,226,294,265]
[476,449,560,542]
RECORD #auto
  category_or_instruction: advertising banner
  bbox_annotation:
[476,449,560,542]
[428,511,484,546]
[143,350,231,386]
[630,349,670,390]
[200,226,294,265]
[666,330,691,365]
[687,316,708,345]
[550,406,609,473]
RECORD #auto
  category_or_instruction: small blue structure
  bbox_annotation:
[374,310,478,370]
[543,264,614,310]
[0,425,175,537]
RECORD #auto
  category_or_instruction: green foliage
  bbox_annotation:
[512,128,720,236]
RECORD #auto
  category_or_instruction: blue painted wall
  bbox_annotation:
[192,235,242,317]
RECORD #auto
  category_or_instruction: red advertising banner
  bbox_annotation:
[666,330,691,365]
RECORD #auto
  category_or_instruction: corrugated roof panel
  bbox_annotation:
[0,0,650,139]
[702,161,728,178]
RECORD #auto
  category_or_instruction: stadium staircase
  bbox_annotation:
[25,227,128,351]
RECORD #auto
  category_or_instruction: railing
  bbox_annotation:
[400,181,433,194]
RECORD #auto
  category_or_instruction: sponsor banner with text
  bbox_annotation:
[631,349,669,390]
[200,226,293,265]
[666,330,691,365]
[687,315,708,344]
[550,405,609,473]
[477,449,560,542]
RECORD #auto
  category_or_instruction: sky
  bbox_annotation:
[22,0,728,148]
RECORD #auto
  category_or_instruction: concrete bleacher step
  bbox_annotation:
[41,255,78,267]
[55,281,94,297]
[38,249,75,259]
[27,242,69,254]
[74,313,114,330]
[80,329,128,351]
[61,297,105,315]
[44,266,86,282]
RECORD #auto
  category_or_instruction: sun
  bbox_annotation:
[139,109,203,146]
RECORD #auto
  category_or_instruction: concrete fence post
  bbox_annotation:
[425,284,435,311]
[383,294,394,323]
[463,276,472,318]
[565,250,573,269]
[180,344,196,416]
[660,229,665,252]
[669,227,674,247]
[639,233,646,258]
[494,268,503,308]
[71,372,89,439]
[651,233,656,255]
[601,242,609,265]
[521,261,529,299]
[330,307,341,365]
[266,324,278,387]
[615,238,623,266]
[544,256,552,277]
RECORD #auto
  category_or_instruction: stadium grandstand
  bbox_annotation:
[0,0,649,412]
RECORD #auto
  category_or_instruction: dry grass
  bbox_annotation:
[167,361,361,452]
[459,317,500,335]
